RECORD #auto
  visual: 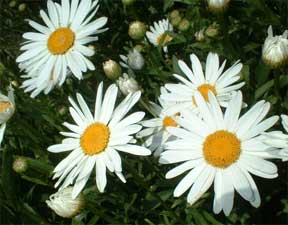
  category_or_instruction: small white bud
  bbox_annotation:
[116,73,141,96]
[127,49,145,70]
[103,59,122,79]
[262,25,288,68]
[46,187,84,218]
[195,28,205,42]
[207,0,230,13]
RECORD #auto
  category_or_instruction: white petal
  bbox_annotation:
[96,158,107,193]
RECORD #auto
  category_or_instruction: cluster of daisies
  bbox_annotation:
[0,0,287,220]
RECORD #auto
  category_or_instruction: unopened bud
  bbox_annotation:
[13,156,28,173]
[103,60,122,80]
[178,19,190,32]
[170,15,181,27]
[122,0,135,6]
[170,10,180,19]
[207,0,230,13]
[195,28,205,42]
[127,49,145,70]
[46,187,84,218]
[18,3,26,12]
[205,23,219,37]
[128,21,147,40]
[9,0,16,8]
[116,73,141,96]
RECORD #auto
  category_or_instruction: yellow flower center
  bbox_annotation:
[47,28,75,55]
[157,33,172,46]
[203,130,241,168]
[192,84,217,105]
[0,101,12,113]
[80,123,110,156]
[162,113,180,129]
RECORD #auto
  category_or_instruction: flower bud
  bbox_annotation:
[170,15,182,27]
[46,187,84,218]
[116,73,141,96]
[262,26,288,68]
[122,0,135,6]
[9,0,16,8]
[205,23,220,37]
[18,3,26,12]
[13,156,28,173]
[169,10,180,19]
[178,19,190,32]
[127,49,145,70]
[103,59,122,79]
[207,0,230,13]
[128,21,147,40]
[195,28,205,42]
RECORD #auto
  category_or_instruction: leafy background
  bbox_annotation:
[0,0,288,224]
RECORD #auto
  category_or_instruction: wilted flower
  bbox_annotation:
[128,21,147,40]
[169,10,180,19]
[103,59,122,80]
[46,187,84,218]
[116,73,141,95]
[170,15,182,27]
[262,25,288,68]
[0,86,15,145]
[195,28,205,42]
[120,49,145,70]
[207,0,230,13]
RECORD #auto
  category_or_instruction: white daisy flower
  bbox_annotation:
[137,87,179,156]
[146,19,173,52]
[262,25,288,68]
[0,86,15,146]
[16,0,108,97]
[161,52,244,115]
[48,82,150,198]
[263,114,288,161]
[160,91,280,216]
[46,186,84,218]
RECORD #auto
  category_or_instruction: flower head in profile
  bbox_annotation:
[262,25,288,68]
[137,87,179,156]
[46,187,84,218]
[161,52,244,115]
[146,19,173,52]
[263,114,288,161]
[0,86,15,146]
[16,0,108,97]
[160,91,280,216]
[48,82,150,198]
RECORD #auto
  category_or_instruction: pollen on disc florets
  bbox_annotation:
[47,28,75,55]
[80,122,110,156]
[203,130,241,168]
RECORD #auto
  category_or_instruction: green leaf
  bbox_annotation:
[255,79,275,99]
